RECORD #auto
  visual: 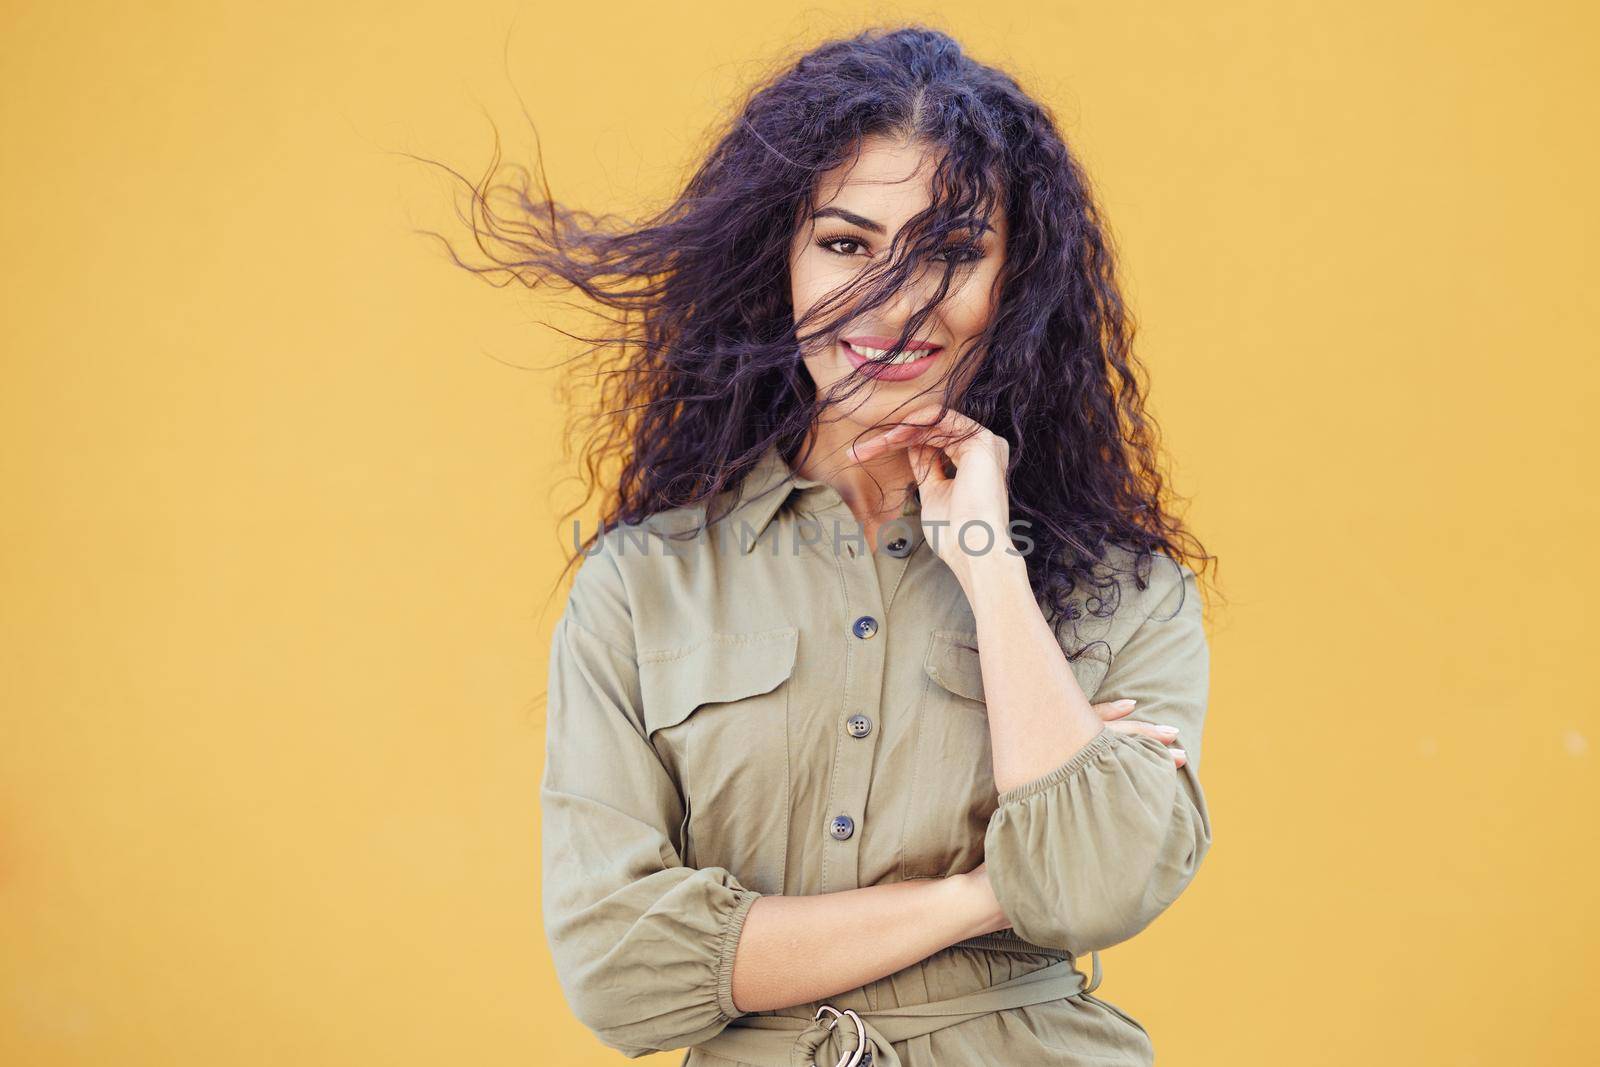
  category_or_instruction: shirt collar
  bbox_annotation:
[724,441,921,555]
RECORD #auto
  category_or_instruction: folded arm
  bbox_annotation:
[542,543,1007,1056]
[966,554,1214,955]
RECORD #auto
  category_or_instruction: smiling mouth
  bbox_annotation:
[839,339,943,381]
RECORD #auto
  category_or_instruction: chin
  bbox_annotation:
[804,357,952,419]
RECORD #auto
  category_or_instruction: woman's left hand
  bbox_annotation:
[852,404,1018,588]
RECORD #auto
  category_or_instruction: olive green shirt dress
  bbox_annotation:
[540,442,1213,1066]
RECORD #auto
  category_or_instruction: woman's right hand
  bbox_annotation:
[1095,698,1187,768]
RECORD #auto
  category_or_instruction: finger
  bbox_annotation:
[1106,719,1182,745]
[853,419,935,462]
[887,405,978,445]
[908,441,955,496]
[906,441,947,489]
[850,433,887,461]
[886,403,984,443]
[852,419,929,461]
[855,404,986,462]
[882,402,951,429]
[1170,747,1187,769]
[891,412,1001,469]
[1093,698,1139,721]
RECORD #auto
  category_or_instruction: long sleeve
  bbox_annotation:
[982,559,1213,957]
[539,541,763,1057]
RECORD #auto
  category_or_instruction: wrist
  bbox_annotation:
[938,869,1008,941]
[956,549,1030,614]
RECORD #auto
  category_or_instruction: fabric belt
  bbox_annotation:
[695,950,1101,1067]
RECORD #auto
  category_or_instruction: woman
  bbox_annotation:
[438,25,1217,1067]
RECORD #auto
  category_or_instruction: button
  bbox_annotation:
[846,713,873,738]
[851,615,878,639]
[884,536,909,556]
[829,814,855,840]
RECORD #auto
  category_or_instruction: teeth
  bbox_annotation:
[847,342,933,364]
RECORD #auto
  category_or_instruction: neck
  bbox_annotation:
[792,419,917,528]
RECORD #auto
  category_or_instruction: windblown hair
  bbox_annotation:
[417,24,1219,643]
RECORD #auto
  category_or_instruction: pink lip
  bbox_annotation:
[839,339,944,382]
[842,334,942,351]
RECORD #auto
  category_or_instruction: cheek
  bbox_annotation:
[946,267,1002,334]
[788,254,856,348]
[789,256,824,324]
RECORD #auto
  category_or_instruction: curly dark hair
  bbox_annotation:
[413,24,1219,638]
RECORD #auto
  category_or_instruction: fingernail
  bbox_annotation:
[1156,724,1179,735]
[1171,747,1187,760]
[1113,699,1137,710]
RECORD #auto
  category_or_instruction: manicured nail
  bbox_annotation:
[1156,724,1179,735]
[1112,699,1137,710]
[1171,747,1187,760]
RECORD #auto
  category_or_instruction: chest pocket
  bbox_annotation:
[900,630,996,879]
[900,628,1111,880]
[637,625,798,893]
[925,628,986,703]
[923,627,1112,708]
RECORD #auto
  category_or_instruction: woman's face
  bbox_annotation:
[788,133,1008,431]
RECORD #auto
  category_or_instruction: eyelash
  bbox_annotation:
[815,235,985,264]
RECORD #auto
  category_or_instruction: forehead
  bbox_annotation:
[812,135,937,211]
[806,134,1002,233]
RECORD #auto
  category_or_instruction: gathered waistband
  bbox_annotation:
[695,950,1102,1067]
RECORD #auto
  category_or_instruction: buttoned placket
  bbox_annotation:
[792,482,925,894]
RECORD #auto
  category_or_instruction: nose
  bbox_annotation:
[875,256,946,334]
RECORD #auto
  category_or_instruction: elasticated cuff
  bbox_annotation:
[713,887,763,1021]
[995,725,1118,807]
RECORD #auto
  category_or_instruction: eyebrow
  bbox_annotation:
[811,207,885,234]
[810,207,993,236]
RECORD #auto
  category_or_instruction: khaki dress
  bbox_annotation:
[540,443,1213,1066]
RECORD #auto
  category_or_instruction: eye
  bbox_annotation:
[817,235,868,257]
[934,242,985,264]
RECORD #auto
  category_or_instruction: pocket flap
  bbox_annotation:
[924,629,986,703]
[924,629,1112,704]
[638,626,800,736]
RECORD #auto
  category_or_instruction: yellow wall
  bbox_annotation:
[2,2,1595,1064]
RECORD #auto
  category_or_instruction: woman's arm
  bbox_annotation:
[855,407,1210,957]
[969,554,1213,955]
[729,864,1007,1013]
[963,551,1181,793]
[544,539,1011,1054]
[853,407,1184,794]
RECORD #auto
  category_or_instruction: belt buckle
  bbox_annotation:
[813,1004,871,1067]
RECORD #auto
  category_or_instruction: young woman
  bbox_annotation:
[436,24,1217,1067]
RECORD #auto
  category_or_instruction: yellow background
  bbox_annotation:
[3,2,1595,1064]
